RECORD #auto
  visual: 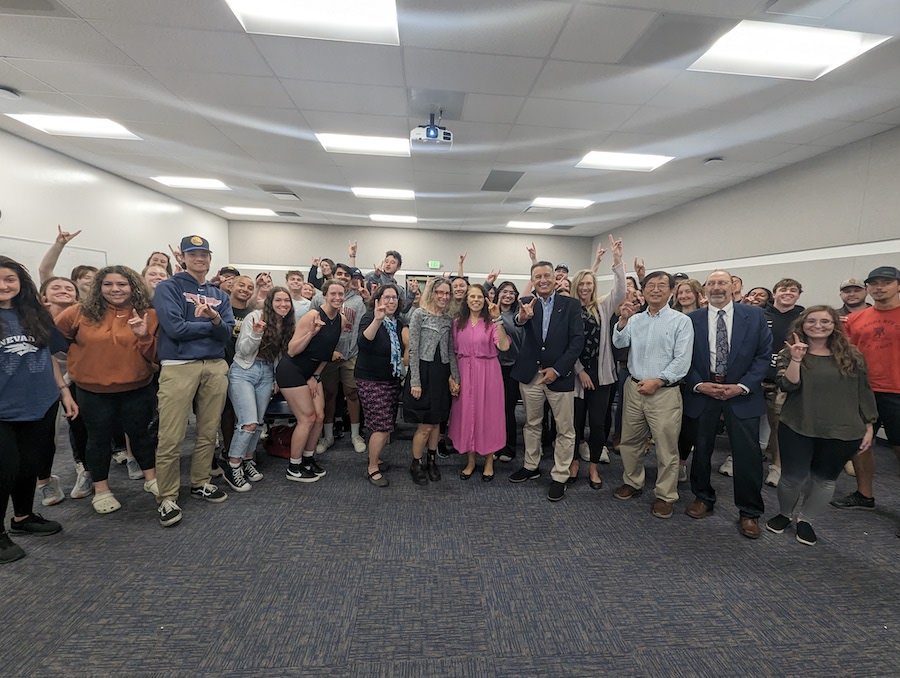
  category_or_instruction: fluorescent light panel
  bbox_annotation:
[689,20,890,81]
[531,197,593,209]
[225,0,399,45]
[152,176,230,190]
[577,151,674,172]
[223,207,278,216]
[352,187,415,200]
[6,114,140,140]
[370,214,417,223]
[316,133,410,157]
[507,221,554,230]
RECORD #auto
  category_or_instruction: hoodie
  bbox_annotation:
[153,272,235,361]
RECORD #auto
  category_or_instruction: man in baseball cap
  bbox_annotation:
[554,263,569,282]
[837,277,870,319]
[180,234,211,253]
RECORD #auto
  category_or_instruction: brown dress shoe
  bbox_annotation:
[685,499,713,519]
[652,499,674,519]
[614,484,642,500]
[739,517,761,539]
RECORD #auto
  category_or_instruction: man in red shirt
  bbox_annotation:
[831,266,900,519]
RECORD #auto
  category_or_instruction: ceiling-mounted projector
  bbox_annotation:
[411,113,452,145]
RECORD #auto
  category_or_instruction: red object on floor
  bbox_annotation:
[264,424,295,459]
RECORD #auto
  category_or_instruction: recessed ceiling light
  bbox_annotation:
[506,221,554,230]
[223,207,278,216]
[316,133,410,157]
[531,197,594,209]
[6,114,141,140]
[225,0,399,45]
[576,151,674,172]
[689,20,890,81]
[352,187,415,200]
[152,177,230,190]
[370,214,417,224]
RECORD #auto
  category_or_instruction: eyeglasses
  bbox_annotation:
[803,319,834,326]
[643,283,669,291]
[381,295,398,301]
[433,290,451,296]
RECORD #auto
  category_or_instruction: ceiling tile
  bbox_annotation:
[0,16,134,64]
[253,36,404,85]
[866,106,900,125]
[301,111,410,137]
[61,0,243,30]
[0,91,96,118]
[532,62,679,105]
[648,71,795,113]
[404,48,543,97]
[5,60,174,98]
[0,58,54,92]
[461,94,524,124]
[551,5,658,63]
[517,98,637,131]
[148,70,294,108]
[812,122,896,148]
[68,94,201,125]
[282,80,408,117]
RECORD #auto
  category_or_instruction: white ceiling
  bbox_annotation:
[1,0,899,236]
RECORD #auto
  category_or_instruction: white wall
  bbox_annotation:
[0,130,228,278]
[228,221,595,284]
[592,127,900,306]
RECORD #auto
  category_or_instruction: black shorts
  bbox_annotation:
[874,391,900,446]
[276,356,313,389]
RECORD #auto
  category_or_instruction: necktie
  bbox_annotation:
[715,309,729,376]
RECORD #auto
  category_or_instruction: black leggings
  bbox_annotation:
[574,373,612,464]
[77,384,157,483]
[500,364,519,458]
[1,402,59,525]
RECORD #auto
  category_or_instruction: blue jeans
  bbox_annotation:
[227,360,274,460]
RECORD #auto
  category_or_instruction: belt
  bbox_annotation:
[631,377,678,388]
[711,374,727,384]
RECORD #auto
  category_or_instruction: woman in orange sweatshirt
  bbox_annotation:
[55,266,160,514]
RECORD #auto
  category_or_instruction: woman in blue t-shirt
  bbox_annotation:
[0,256,78,564]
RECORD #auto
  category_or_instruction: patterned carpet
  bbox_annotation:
[3,416,899,677]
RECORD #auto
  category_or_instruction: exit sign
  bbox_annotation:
[427,260,441,269]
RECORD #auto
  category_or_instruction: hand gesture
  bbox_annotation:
[617,301,636,326]
[594,243,607,265]
[633,257,646,281]
[487,301,501,320]
[357,280,371,302]
[127,309,148,337]
[374,296,387,321]
[373,261,383,276]
[312,256,321,266]
[785,332,808,361]
[458,252,467,266]
[194,303,216,319]
[609,234,623,266]
[579,371,595,391]
[518,297,536,321]
[485,269,500,285]
[55,225,82,246]
[311,314,326,335]
[168,243,184,267]
[251,317,267,334]
[348,240,358,258]
[526,241,537,263]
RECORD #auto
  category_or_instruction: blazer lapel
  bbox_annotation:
[729,307,748,368]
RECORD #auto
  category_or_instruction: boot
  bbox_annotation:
[410,458,428,485]
[425,449,441,482]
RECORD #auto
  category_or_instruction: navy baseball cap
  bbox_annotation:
[181,235,211,253]
[555,263,569,272]
[864,266,900,284]
[217,265,240,277]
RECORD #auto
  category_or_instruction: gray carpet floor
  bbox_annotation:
[3,416,900,677]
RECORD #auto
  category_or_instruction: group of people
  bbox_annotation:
[1,224,898,565]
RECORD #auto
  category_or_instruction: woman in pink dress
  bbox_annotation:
[448,284,510,481]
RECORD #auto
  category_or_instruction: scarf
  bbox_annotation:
[383,317,402,378]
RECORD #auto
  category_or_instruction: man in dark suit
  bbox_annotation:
[684,270,772,539]
[509,261,584,501]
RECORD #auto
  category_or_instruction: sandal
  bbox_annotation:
[366,469,389,488]
[91,491,121,514]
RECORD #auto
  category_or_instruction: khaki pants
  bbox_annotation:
[520,375,575,483]
[619,379,682,502]
[155,360,229,503]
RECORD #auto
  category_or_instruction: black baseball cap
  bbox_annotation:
[673,272,688,280]
[180,235,211,253]
[350,267,365,279]
[555,263,569,272]
[864,266,900,284]
[217,265,240,277]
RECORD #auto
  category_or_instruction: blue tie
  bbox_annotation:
[715,310,728,376]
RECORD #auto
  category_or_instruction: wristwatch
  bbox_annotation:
[312,374,322,382]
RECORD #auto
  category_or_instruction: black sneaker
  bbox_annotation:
[305,458,326,477]
[830,490,875,510]
[548,480,566,502]
[766,514,791,534]
[286,463,320,483]
[243,459,264,482]
[189,483,228,503]
[796,520,817,546]
[157,499,182,527]
[0,532,26,564]
[436,439,450,459]
[8,513,62,536]
[222,463,251,493]
[509,467,541,483]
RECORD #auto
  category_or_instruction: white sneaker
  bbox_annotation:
[718,456,734,477]
[39,475,65,506]
[126,458,144,480]
[765,464,781,487]
[599,447,611,464]
[678,464,688,483]
[143,478,159,496]
[111,450,128,465]
[70,464,94,499]
[315,436,334,454]
[844,460,856,477]
[351,434,367,453]
[578,442,590,462]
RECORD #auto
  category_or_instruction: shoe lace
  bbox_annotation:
[197,483,217,494]
[159,499,180,513]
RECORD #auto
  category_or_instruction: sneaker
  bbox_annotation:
[189,483,228,503]
[578,442,590,462]
[111,450,128,465]
[766,514,791,534]
[509,467,541,483]
[795,520,817,546]
[126,458,144,480]
[718,456,734,477]
[305,458,326,477]
[143,478,159,496]
[830,490,875,510]
[548,481,566,502]
[765,464,781,487]
[0,532,26,564]
[286,463,320,483]
[678,464,688,483]
[315,436,334,454]
[70,465,93,499]
[351,434,367,453]
[843,460,856,477]
[243,459,264,482]
[436,439,450,459]
[9,513,62,536]
[222,463,251,493]
[497,452,514,463]
[38,476,65,506]
[599,447,611,464]
[157,499,182,527]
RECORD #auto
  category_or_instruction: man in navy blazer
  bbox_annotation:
[684,270,772,539]
[509,261,584,501]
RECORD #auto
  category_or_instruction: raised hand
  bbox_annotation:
[458,252,467,266]
[633,256,646,281]
[526,241,537,262]
[373,261,383,276]
[168,243,184,266]
[594,243,607,264]
[311,314,326,334]
[348,240,358,258]
[312,256,321,266]
[609,234,623,265]
[487,300,500,320]
[357,280,371,302]
[617,301,637,326]
[251,317,267,334]
[56,225,82,246]
[485,269,500,285]
[518,296,536,321]
[785,332,808,361]
[127,309,148,337]
[374,296,388,320]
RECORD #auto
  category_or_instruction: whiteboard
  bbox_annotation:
[0,234,108,282]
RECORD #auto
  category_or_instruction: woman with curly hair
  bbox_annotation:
[223,286,296,492]
[1,257,77,563]
[55,265,159,514]
[766,305,878,545]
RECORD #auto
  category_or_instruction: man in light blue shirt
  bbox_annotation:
[611,270,693,518]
